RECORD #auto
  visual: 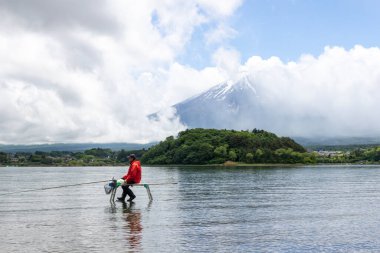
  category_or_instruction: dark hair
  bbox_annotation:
[128,154,136,160]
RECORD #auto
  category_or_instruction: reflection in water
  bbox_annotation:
[122,202,143,250]
[106,203,117,213]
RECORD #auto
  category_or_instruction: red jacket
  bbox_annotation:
[122,160,142,184]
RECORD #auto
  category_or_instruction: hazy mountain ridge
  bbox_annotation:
[294,137,380,150]
[0,143,156,153]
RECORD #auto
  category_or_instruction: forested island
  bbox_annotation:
[1,128,380,166]
[141,128,314,164]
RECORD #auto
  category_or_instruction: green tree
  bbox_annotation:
[214,145,228,158]
[255,148,264,162]
[228,150,237,161]
[85,148,112,158]
[30,154,42,163]
[117,149,129,162]
[0,152,8,164]
[245,152,254,163]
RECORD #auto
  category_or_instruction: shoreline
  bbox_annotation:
[1,163,379,168]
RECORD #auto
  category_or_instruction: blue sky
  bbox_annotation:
[182,0,380,68]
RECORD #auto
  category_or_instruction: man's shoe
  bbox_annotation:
[127,196,136,202]
[117,197,125,202]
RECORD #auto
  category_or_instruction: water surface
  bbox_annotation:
[1,165,380,252]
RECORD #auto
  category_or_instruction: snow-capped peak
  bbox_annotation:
[202,75,256,101]
[235,75,257,94]
[169,73,262,130]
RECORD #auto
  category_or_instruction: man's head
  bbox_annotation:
[127,154,136,162]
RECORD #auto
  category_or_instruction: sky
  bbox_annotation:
[0,0,380,144]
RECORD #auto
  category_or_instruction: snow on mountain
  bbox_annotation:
[171,75,264,130]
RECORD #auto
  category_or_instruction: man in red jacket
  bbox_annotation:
[117,154,142,202]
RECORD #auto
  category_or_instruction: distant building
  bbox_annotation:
[314,151,344,157]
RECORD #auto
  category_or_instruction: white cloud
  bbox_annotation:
[0,0,243,144]
[212,47,242,80]
[205,23,237,45]
[240,45,380,137]
[196,0,243,17]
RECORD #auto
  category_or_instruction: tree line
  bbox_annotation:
[2,128,380,166]
[0,148,145,166]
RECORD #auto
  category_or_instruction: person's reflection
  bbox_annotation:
[122,202,142,249]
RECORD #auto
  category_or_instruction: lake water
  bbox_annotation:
[1,165,380,252]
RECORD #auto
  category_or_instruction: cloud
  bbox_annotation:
[0,0,120,34]
[0,0,243,144]
[212,47,241,80]
[205,24,237,45]
[3,0,379,143]
[196,0,243,17]
[238,45,380,137]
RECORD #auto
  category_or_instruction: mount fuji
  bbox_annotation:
[170,75,268,130]
[150,75,380,146]
[150,75,316,137]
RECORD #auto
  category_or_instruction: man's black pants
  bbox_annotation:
[120,184,136,200]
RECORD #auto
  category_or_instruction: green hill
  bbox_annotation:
[141,128,315,165]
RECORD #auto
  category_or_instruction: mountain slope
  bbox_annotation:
[173,76,264,129]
